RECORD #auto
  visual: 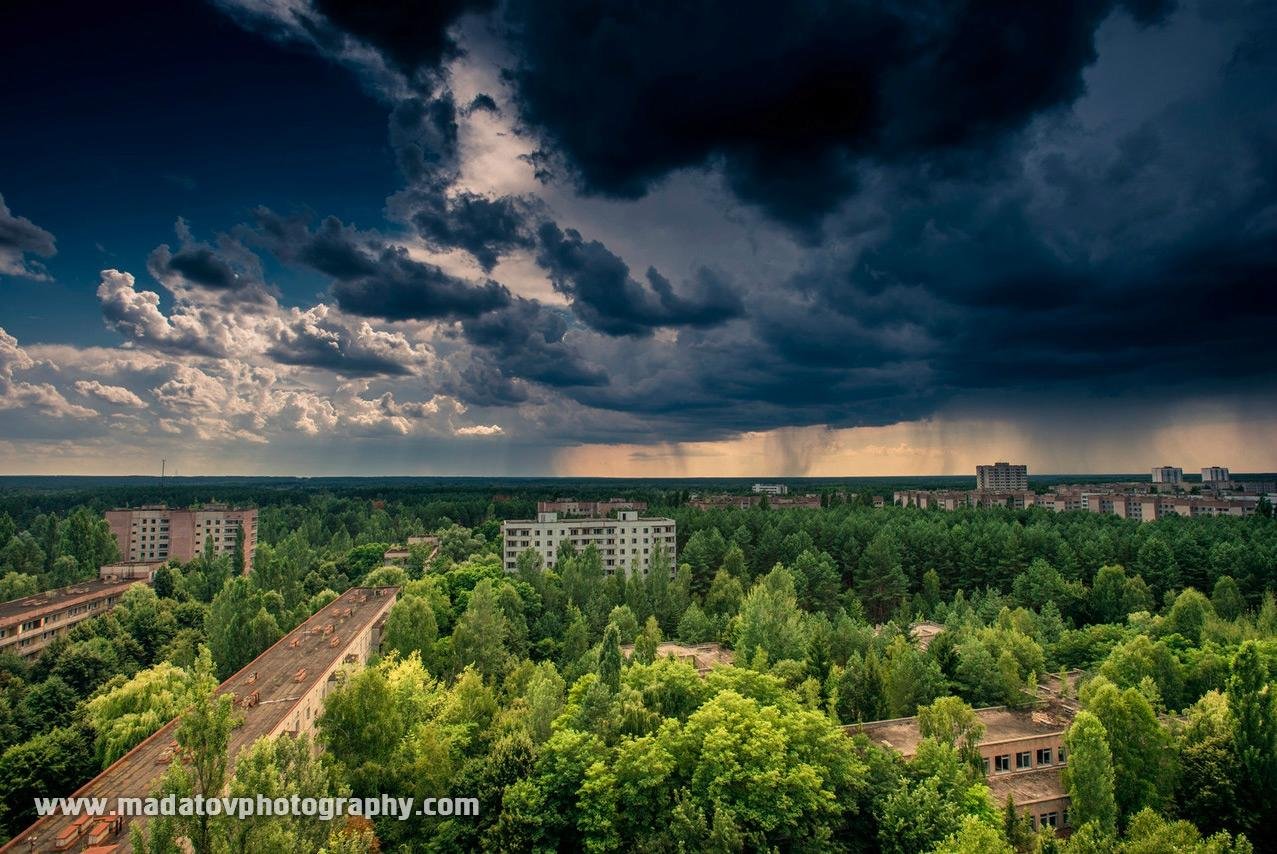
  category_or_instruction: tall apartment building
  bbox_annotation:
[1201,466,1231,484]
[0,578,146,659]
[502,510,676,577]
[2,586,400,853]
[1151,466,1183,484]
[105,504,259,573]
[976,462,1028,492]
[751,483,789,495]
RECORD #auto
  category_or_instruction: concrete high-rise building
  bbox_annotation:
[502,510,676,577]
[751,483,789,495]
[976,462,1028,492]
[105,504,259,573]
[1151,466,1183,484]
[1201,466,1231,483]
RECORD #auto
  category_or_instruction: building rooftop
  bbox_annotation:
[987,766,1068,807]
[620,642,734,674]
[0,577,141,627]
[2,586,400,853]
[503,513,675,524]
[853,702,1073,758]
[911,621,945,650]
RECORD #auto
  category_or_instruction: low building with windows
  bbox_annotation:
[850,701,1074,833]
[383,535,440,565]
[502,510,676,576]
[1,586,400,853]
[0,577,145,659]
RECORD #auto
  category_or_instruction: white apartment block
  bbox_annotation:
[502,510,677,577]
[976,462,1028,492]
[752,483,789,495]
[1151,466,1183,484]
[1201,466,1231,483]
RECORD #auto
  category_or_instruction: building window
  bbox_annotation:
[1058,747,1067,764]
[994,755,1010,773]
[1037,748,1053,765]
[981,757,989,774]
[1040,812,1058,829]
[1016,751,1031,769]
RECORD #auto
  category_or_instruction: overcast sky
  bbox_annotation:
[1,0,1274,476]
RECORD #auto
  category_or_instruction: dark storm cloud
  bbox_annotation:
[145,220,273,307]
[0,193,57,280]
[535,222,744,336]
[465,93,499,115]
[310,0,495,74]
[502,0,1173,231]
[385,93,542,273]
[460,297,608,389]
[389,95,460,188]
[407,191,536,272]
[250,209,510,320]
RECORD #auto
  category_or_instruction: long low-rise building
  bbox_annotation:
[0,577,148,659]
[2,586,400,853]
[502,510,676,576]
[688,493,823,511]
[895,487,1271,521]
[850,700,1074,833]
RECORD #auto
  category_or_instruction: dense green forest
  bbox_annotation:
[0,481,1274,852]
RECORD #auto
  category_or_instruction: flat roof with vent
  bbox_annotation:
[1,586,400,853]
[850,701,1074,758]
[0,578,141,628]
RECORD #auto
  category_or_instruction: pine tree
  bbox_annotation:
[597,625,621,692]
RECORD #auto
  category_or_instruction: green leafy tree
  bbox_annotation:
[152,563,177,599]
[0,724,96,837]
[634,615,662,665]
[0,570,37,600]
[383,593,440,668]
[735,567,807,666]
[676,602,713,644]
[1228,641,1277,834]
[84,649,217,766]
[175,677,240,854]
[1064,710,1118,834]
[918,696,986,769]
[1211,575,1245,621]
[1081,676,1174,819]
[206,576,282,679]
[219,733,346,854]
[0,531,44,576]
[56,508,119,578]
[451,578,511,680]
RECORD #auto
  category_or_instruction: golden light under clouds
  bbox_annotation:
[552,404,1277,477]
